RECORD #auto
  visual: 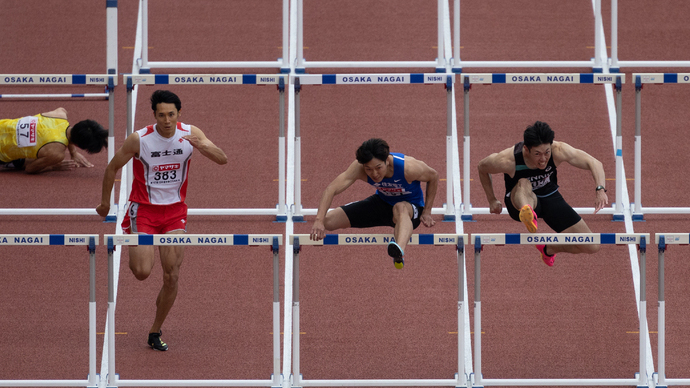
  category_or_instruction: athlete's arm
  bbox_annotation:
[23,143,67,174]
[67,143,94,168]
[404,156,439,227]
[40,107,68,120]
[184,126,228,165]
[477,146,515,214]
[552,141,609,213]
[96,133,140,217]
[311,160,366,240]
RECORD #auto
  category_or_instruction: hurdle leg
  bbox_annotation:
[461,76,472,221]
[88,237,98,387]
[633,76,644,219]
[292,237,302,386]
[657,238,666,388]
[473,237,482,387]
[272,237,282,386]
[278,78,287,221]
[638,238,647,387]
[456,237,467,386]
[107,237,117,387]
[445,77,455,221]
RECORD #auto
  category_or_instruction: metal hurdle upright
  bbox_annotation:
[290,73,458,222]
[469,232,650,387]
[137,0,290,73]
[0,74,117,216]
[654,233,690,388]
[0,234,99,388]
[123,73,288,221]
[288,233,468,388]
[631,74,690,219]
[458,73,626,221]
[104,233,283,387]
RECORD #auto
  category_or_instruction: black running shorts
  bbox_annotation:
[341,194,423,229]
[505,190,581,233]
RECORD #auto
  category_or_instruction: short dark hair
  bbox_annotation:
[523,121,555,149]
[356,138,390,164]
[69,120,108,154]
[150,90,181,111]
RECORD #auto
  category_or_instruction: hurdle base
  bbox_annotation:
[274,215,288,223]
[87,373,100,388]
[104,214,117,223]
[443,214,457,222]
[609,66,620,73]
[461,214,476,222]
[292,215,306,222]
[452,66,462,74]
[632,213,645,222]
[139,67,151,74]
[652,373,667,388]
[611,214,626,222]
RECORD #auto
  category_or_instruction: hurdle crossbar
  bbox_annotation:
[139,0,289,73]
[123,74,288,221]
[105,234,282,388]
[459,73,626,221]
[631,74,690,220]
[0,74,116,217]
[470,233,649,387]
[654,233,690,387]
[291,73,458,222]
[289,233,468,388]
[0,235,99,387]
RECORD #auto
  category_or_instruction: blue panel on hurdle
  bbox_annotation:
[323,75,336,84]
[418,234,434,245]
[72,94,85,98]
[233,234,249,245]
[106,0,118,7]
[580,73,594,84]
[155,74,169,84]
[410,74,424,84]
[323,235,338,245]
[601,233,616,244]
[664,73,678,83]
[72,75,86,84]
[616,149,622,156]
[49,235,63,245]
[505,234,521,244]
[492,74,506,84]
[139,234,154,245]
[242,75,257,85]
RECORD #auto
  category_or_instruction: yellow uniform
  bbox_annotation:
[0,115,69,162]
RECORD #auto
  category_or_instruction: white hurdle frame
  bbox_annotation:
[104,234,283,388]
[291,73,458,222]
[653,233,690,388]
[0,234,99,388]
[123,74,288,221]
[469,232,650,388]
[295,0,447,72]
[289,233,468,388]
[631,74,690,219]
[458,73,626,221]
[0,74,117,217]
[138,0,290,73]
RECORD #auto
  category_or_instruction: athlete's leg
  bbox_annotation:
[510,178,537,210]
[391,201,414,252]
[150,230,185,334]
[323,207,352,231]
[545,219,600,255]
[129,245,156,280]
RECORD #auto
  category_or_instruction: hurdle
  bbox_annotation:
[469,232,650,387]
[654,233,690,387]
[451,0,608,72]
[137,0,289,73]
[458,73,626,221]
[0,234,98,387]
[288,233,468,388]
[104,233,283,387]
[0,74,117,216]
[630,74,690,219]
[123,73,288,221]
[290,73,458,222]
[294,0,448,72]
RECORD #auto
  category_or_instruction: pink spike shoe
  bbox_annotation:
[519,204,538,233]
[536,245,555,267]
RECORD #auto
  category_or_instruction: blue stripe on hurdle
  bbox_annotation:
[616,149,622,156]
[419,234,434,245]
[49,235,63,245]
[664,73,678,83]
[601,233,616,244]
[242,74,256,85]
[323,235,338,245]
[233,234,249,245]
[139,234,154,245]
[580,73,594,84]
[505,233,521,244]
[72,75,86,84]
[155,74,169,84]
[323,75,336,84]
[492,74,506,84]
[410,74,424,84]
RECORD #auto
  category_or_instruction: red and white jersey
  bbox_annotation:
[129,123,194,205]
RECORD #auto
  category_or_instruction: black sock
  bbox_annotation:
[543,245,550,256]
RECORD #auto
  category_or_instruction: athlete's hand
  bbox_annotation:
[310,219,326,241]
[594,190,609,214]
[182,135,202,148]
[51,159,79,171]
[489,199,503,214]
[70,151,94,168]
[421,213,435,227]
[96,203,110,218]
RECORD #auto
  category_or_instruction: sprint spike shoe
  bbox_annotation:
[148,330,168,351]
[519,204,538,233]
[536,244,556,267]
[387,242,404,269]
